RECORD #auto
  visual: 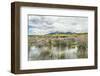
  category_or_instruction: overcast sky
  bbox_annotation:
[28,15,88,35]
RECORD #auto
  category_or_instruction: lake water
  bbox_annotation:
[28,41,88,60]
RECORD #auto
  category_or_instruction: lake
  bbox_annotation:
[28,38,88,60]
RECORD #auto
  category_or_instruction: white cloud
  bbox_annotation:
[28,15,88,35]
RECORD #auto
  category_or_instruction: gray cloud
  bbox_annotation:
[28,15,88,35]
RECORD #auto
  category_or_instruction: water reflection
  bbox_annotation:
[28,39,88,60]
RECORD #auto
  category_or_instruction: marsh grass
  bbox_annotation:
[28,33,88,60]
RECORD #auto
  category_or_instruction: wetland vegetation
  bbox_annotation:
[28,33,88,60]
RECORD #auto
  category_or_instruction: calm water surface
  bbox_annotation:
[28,40,88,60]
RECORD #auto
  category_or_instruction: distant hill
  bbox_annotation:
[48,32,76,35]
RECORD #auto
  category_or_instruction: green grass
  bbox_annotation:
[46,33,87,37]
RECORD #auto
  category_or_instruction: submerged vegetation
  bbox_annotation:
[28,33,88,60]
